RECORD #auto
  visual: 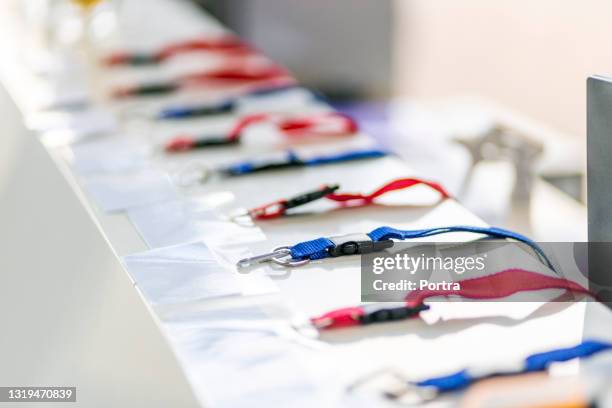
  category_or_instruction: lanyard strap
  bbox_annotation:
[404,268,593,307]
[157,83,301,120]
[247,178,450,220]
[415,340,612,393]
[102,35,252,66]
[311,269,594,330]
[180,64,289,85]
[222,148,388,177]
[164,112,358,152]
[112,64,291,98]
[289,226,552,270]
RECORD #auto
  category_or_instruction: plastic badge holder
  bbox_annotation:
[161,326,321,408]
[122,242,242,305]
[83,169,178,213]
[68,137,151,175]
[122,242,277,305]
[127,198,266,249]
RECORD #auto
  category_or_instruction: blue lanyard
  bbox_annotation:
[158,100,234,119]
[157,84,325,119]
[222,148,388,177]
[288,225,554,270]
[416,340,612,393]
[236,225,554,270]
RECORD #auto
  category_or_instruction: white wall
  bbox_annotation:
[393,0,612,138]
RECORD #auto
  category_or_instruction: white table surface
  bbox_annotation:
[1,1,610,407]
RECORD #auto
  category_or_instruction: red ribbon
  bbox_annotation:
[404,268,595,308]
[248,178,450,220]
[164,112,358,152]
[179,64,290,86]
[311,269,595,330]
[103,35,253,66]
[326,178,450,205]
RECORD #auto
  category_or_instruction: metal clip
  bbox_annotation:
[236,246,309,269]
[173,162,213,187]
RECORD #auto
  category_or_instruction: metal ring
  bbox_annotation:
[228,211,256,227]
[174,162,211,187]
[271,246,310,267]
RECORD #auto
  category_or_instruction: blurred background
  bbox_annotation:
[16,0,597,241]
[194,0,594,242]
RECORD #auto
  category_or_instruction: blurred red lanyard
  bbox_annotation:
[239,177,450,221]
[311,269,594,330]
[103,35,253,66]
[164,111,359,152]
[112,63,292,98]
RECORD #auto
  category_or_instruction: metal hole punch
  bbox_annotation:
[236,246,310,269]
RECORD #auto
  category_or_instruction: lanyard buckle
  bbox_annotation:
[236,246,310,269]
[327,234,394,257]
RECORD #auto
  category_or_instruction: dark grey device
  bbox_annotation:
[587,75,612,288]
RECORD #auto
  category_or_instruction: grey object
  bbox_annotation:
[588,75,612,243]
[204,0,392,100]
[587,75,612,289]
[456,124,543,201]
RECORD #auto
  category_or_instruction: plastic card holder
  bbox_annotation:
[161,325,324,408]
[127,198,266,249]
[122,241,241,305]
[68,137,151,175]
[122,242,277,306]
[83,169,178,213]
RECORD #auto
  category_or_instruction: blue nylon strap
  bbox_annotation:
[289,225,552,270]
[157,100,235,119]
[416,340,612,393]
[304,149,388,166]
[157,84,302,119]
[225,149,387,176]
[367,225,554,270]
[290,237,335,260]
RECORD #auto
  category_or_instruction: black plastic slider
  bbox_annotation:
[359,303,430,325]
[193,136,240,148]
[134,82,180,96]
[284,185,340,210]
[327,233,394,257]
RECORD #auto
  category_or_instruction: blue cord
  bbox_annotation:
[290,225,554,270]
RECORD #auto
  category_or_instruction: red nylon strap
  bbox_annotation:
[228,112,358,142]
[164,136,197,152]
[278,112,359,137]
[404,268,595,307]
[310,306,365,330]
[248,200,289,220]
[227,113,271,141]
[164,112,357,152]
[156,37,252,61]
[312,269,594,330]
[180,64,289,85]
[248,177,448,220]
[103,35,252,65]
[326,177,451,205]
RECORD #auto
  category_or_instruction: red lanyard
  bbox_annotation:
[179,64,289,85]
[112,64,292,98]
[164,112,358,152]
[243,177,450,220]
[311,269,594,330]
[103,35,253,66]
